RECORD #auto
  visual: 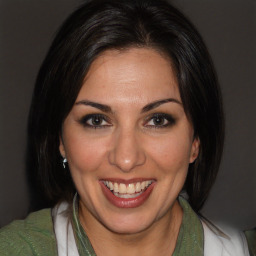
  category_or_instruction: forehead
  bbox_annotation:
[76,48,180,105]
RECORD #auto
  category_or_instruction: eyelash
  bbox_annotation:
[144,113,176,129]
[79,113,176,129]
[79,114,111,129]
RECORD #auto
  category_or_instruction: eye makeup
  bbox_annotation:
[77,112,177,131]
[78,114,112,129]
[144,113,176,129]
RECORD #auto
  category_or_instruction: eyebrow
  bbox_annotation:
[141,98,182,113]
[75,98,182,113]
[75,100,112,113]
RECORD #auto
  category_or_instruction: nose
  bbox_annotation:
[108,128,146,172]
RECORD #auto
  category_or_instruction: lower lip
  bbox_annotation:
[100,181,155,208]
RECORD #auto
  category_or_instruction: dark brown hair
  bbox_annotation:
[27,0,224,212]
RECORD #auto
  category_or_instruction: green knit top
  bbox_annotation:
[0,197,203,255]
[0,208,57,255]
[245,228,256,256]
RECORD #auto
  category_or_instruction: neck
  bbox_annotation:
[79,200,183,256]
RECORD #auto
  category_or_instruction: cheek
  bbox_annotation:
[146,133,192,173]
[64,132,108,173]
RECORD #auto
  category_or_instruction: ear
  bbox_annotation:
[59,135,66,158]
[189,137,200,163]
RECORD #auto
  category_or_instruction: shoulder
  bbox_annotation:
[202,218,250,256]
[0,208,57,256]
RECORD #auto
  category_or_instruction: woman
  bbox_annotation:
[0,0,250,255]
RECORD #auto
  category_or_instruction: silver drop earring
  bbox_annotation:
[63,158,67,168]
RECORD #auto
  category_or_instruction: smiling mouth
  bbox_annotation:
[102,180,154,199]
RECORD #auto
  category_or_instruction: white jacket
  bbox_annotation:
[202,219,250,256]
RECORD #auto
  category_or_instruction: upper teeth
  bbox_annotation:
[103,180,153,194]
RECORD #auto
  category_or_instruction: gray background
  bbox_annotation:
[0,0,255,229]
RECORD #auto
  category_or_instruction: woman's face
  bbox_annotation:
[59,48,199,234]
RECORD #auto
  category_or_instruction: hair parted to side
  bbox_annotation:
[27,0,224,212]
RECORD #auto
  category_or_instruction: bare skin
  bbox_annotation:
[59,48,199,255]
[80,199,182,256]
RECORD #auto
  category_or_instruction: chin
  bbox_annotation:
[99,210,157,235]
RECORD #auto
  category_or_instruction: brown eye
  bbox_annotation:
[90,115,104,126]
[152,116,167,126]
[145,113,175,128]
[79,114,111,129]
